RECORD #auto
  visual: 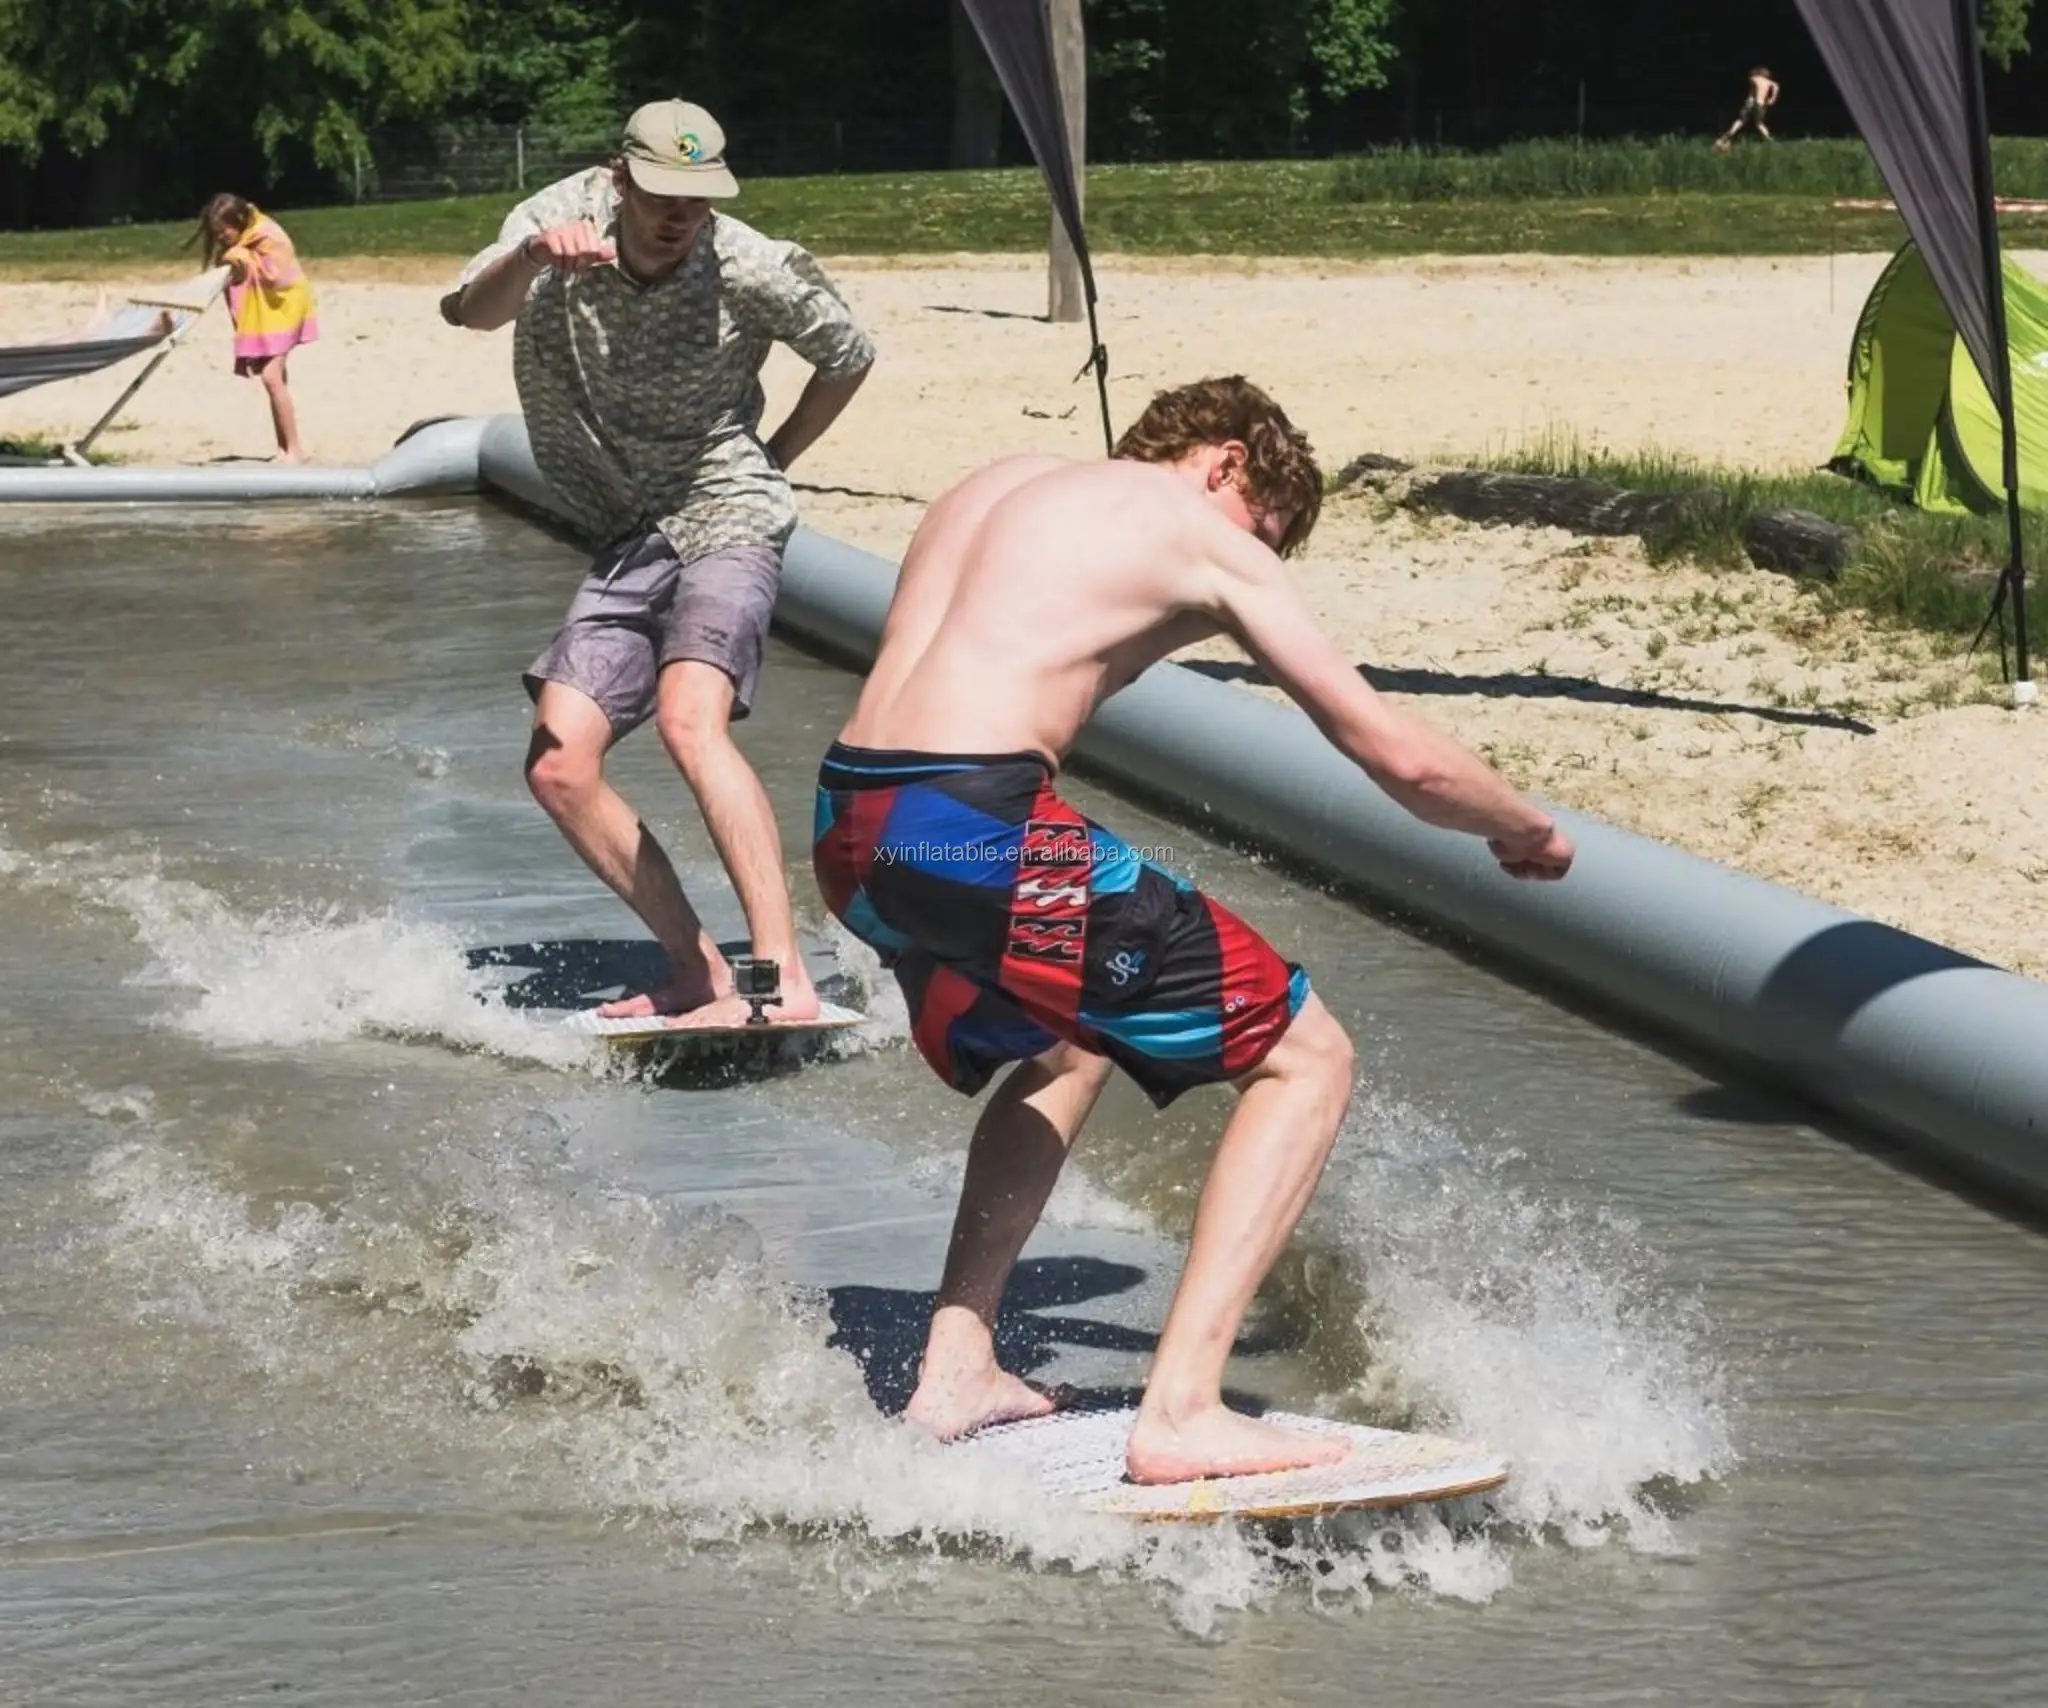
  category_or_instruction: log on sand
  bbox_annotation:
[1374,464,1854,582]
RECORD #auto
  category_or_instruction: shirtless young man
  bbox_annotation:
[811,376,1575,1485]
[1716,66,1779,151]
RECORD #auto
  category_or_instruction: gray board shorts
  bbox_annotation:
[523,530,782,734]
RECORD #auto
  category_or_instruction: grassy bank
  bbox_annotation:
[1473,435,2048,663]
[7,149,2048,275]
[1329,135,2048,201]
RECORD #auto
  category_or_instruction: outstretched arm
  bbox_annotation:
[1202,529,1572,877]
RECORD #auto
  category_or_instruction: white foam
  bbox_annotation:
[1312,1089,1741,1551]
[77,1117,1515,1635]
[294,716,452,780]
[78,1084,157,1125]
[0,836,598,1069]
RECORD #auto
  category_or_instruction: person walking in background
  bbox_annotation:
[192,193,319,462]
[1716,66,1779,152]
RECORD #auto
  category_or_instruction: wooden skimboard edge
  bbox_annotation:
[1082,1465,1511,1525]
[959,1403,1509,1523]
[561,998,868,1044]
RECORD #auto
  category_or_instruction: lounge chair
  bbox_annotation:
[0,266,231,465]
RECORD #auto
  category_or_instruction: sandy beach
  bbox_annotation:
[3,249,2042,977]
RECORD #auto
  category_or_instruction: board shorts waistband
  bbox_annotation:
[818,740,1058,792]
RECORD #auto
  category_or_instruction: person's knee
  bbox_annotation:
[655,674,737,778]
[1252,994,1356,1123]
[524,720,601,817]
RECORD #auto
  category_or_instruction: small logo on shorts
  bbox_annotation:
[1105,949,1145,987]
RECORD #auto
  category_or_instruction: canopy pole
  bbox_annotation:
[1078,288,1112,454]
[1955,0,2033,700]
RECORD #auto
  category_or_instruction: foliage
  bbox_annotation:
[0,0,2042,223]
[0,0,472,185]
[465,0,632,131]
[1984,0,2034,66]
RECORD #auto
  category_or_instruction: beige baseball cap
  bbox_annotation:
[620,99,740,199]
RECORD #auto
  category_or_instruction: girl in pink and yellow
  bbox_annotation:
[193,193,318,462]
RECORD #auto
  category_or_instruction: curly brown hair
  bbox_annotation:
[1111,374,1322,556]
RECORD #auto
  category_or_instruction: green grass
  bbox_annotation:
[0,432,116,464]
[7,154,2048,274]
[1329,135,2048,201]
[1476,432,2048,658]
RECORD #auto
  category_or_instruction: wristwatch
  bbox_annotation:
[519,233,549,269]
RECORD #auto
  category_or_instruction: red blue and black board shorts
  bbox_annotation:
[811,742,1311,1108]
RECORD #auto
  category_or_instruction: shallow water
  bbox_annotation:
[0,500,2043,1704]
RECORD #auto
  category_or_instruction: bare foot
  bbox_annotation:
[657,967,822,1030]
[1124,1403,1353,1485]
[595,978,722,1020]
[904,1364,1075,1441]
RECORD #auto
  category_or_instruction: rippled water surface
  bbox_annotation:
[0,501,2042,1705]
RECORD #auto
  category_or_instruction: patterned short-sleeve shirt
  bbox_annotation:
[441,167,876,562]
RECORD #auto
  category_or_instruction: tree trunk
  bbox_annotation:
[1742,508,1854,580]
[950,2,1004,168]
[1047,0,1087,324]
[1404,468,1726,538]
[1400,468,1856,582]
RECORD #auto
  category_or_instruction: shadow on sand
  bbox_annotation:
[1181,658,1876,735]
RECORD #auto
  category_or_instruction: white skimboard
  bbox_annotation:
[561,998,867,1047]
[960,1404,1508,1522]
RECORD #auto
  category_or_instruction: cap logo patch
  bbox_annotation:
[678,129,703,160]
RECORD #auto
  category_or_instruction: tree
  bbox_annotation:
[1983,0,2033,67]
[0,0,473,214]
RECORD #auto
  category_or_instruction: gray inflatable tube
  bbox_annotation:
[13,413,2042,1208]
[776,530,2048,1201]
[0,415,488,503]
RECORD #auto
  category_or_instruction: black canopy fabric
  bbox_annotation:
[956,0,1095,304]
[1794,0,2030,684]
[1792,0,2007,415]
[957,0,1114,449]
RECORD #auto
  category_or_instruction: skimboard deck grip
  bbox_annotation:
[957,1404,1508,1522]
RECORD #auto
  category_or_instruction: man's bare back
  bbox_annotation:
[840,452,1243,764]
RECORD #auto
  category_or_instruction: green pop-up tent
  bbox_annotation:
[1828,238,2048,516]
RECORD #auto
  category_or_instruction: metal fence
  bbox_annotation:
[346,115,956,202]
[346,124,621,203]
[341,96,1910,207]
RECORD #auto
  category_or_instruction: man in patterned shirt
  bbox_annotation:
[441,99,875,1026]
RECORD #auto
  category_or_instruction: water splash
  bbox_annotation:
[75,1108,1529,1636]
[2,835,598,1069]
[1313,1088,1740,1552]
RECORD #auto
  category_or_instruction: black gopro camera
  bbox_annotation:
[729,955,780,1024]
